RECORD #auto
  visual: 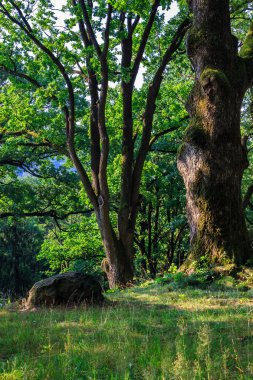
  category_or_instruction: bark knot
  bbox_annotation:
[98,195,104,208]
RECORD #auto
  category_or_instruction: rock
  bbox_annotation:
[26,272,104,308]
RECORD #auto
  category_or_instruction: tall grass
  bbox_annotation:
[0,284,253,379]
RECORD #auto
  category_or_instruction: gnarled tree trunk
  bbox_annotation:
[178,0,252,268]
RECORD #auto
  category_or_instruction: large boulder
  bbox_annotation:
[26,272,104,308]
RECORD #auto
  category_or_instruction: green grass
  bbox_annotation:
[1,283,253,379]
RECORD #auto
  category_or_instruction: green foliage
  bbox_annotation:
[240,24,253,60]
[38,215,103,276]
[155,257,216,288]
[109,0,172,13]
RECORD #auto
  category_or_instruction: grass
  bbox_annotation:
[0,282,253,379]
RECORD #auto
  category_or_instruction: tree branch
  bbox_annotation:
[78,0,102,58]
[0,64,41,87]
[0,128,68,157]
[72,0,90,46]
[130,0,160,86]
[72,0,101,195]
[149,116,189,147]
[130,15,140,35]
[131,18,190,218]
[0,209,94,220]
[8,0,33,32]
[243,184,253,209]
[103,4,112,57]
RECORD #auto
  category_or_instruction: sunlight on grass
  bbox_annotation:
[0,369,24,380]
[0,284,253,379]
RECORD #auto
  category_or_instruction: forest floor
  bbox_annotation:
[0,281,253,380]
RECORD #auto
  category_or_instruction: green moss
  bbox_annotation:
[187,239,235,270]
[196,196,209,213]
[214,264,238,276]
[181,197,238,270]
[185,223,241,270]
[200,67,231,92]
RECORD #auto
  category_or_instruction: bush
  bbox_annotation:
[155,267,215,289]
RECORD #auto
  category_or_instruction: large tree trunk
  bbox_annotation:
[178,0,252,268]
[101,239,134,289]
[97,210,134,288]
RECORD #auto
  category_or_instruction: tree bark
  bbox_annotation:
[99,212,134,288]
[178,0,252,268]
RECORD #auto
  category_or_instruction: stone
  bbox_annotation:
[25,272,104,308]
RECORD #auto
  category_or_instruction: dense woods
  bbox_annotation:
[0,0,253,292]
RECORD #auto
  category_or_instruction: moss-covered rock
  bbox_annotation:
[26,272,104,308]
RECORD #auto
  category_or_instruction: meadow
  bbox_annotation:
[0,282,253,380]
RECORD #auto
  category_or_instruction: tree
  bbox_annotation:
[37,214,103,276]
[0,0,189,287]
[177,0,253,268]
[134,156,188,277]
[0,217,45,296]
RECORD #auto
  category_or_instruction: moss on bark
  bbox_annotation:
[200,68,232,92]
